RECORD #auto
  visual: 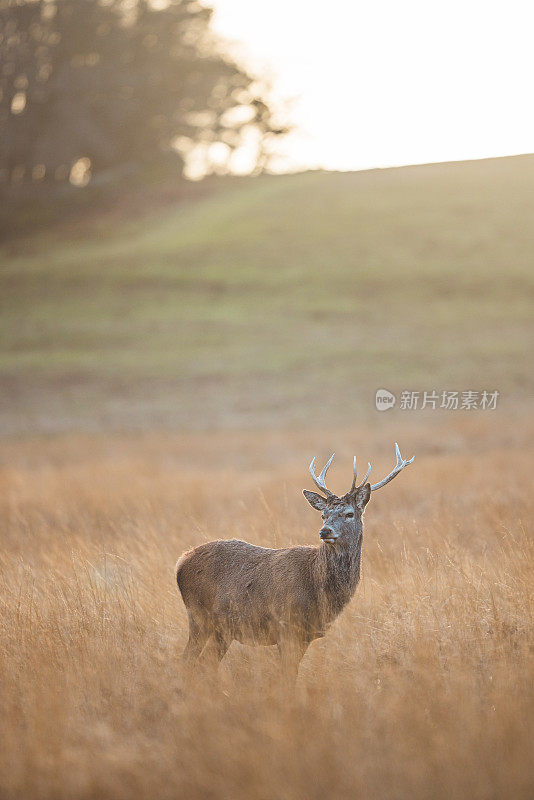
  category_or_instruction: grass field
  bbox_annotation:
[1,155,533,799]
[1,155,533,432]
[1,417,533,799]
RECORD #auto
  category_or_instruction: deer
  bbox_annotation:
[175,443,414,681]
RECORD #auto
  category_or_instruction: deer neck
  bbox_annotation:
[314,529,363,622]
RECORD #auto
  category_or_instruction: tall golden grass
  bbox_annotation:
[1,417,533,799]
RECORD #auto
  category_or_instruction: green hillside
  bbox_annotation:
[1,155,533,433]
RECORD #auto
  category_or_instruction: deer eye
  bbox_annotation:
[345,511,354,519]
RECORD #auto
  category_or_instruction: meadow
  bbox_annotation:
[1,155,533,433]
[1,414,533,799]
[1,155,533,799]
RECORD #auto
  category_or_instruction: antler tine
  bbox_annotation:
[358,462,372,488]
[349,456,372,493]
[370,442,415,491]
[349,456,357,493]
[309,453,335,496]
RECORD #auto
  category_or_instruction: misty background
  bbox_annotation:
[0,0,532,435]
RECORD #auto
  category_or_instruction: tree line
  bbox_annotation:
[0,0,284,195]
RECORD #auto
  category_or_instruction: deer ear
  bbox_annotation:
[303,490,327,511]
[353,483,371,511]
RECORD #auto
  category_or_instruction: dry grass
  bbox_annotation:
[1,416,533,800]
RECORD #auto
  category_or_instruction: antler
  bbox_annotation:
[310,444,414,498]
[309,453,335,496]
[368,442,415,491]
[349,456,371,493]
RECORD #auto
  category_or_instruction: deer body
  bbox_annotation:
[177,535,362,647]
[176,444,414,678]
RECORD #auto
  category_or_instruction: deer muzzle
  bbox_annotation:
[320,526,338,543]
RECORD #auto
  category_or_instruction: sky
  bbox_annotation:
[209,0,534,172]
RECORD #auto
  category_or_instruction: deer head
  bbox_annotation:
[303,444,415,546]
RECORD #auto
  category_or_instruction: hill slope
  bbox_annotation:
[1,155,533,433]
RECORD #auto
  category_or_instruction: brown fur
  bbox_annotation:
[176,484,371,678]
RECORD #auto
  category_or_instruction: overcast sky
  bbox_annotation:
[210,0,533,172]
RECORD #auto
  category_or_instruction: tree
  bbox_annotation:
[0,0,284,192]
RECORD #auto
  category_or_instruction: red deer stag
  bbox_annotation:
[176,444,414,680]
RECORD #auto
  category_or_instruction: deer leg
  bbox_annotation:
[201,628,231,669]
[182,612,210,666]
[277,637,309,685]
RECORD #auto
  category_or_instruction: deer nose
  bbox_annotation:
[320,526,336,540]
